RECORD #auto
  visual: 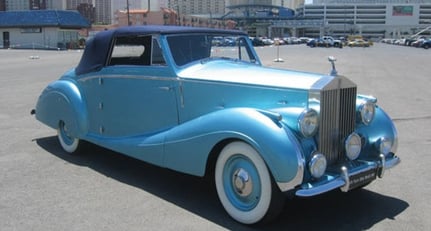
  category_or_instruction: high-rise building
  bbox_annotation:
[77,3,95,23]
[95,0,111,24]
[5,0,29,10]
[46,0,66,10]
[30,0,47,10]
[168,0,226,16]
[112,0,162,12]
[0,0,6,11]
[66,0,94,10]
[226,0,305,10]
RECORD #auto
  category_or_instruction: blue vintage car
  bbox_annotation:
[33,26,400,224]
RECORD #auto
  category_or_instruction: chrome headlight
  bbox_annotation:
[345,133,362,160]
[359,100,375,125]
[309,153,327,178]
[298,109,319,137]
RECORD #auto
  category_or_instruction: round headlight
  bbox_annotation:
[309,153,327,178]
[359,100,375,125]
[345,133,362,160]
[377,137,393,155]
[298,109,319,137]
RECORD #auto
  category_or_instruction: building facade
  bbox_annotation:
[227,0,304,10]
[114,9,177,26]
[167,0,226,16]
[294,0,431,39]
[0,10,89,49]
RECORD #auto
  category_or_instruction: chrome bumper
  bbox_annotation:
[295,154,400,197]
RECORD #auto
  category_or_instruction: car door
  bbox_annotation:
[84,35,178,138]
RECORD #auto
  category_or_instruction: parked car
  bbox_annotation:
[283,36,301,44]
[33,26,400,225]
[306,38,320,47]
[307,36,342,48]
[321,36,343,48]
[348,39,372,47]
[411,38,426,47]
[251,37,265,46]
[421,39,431,49]
[261,37,274,45]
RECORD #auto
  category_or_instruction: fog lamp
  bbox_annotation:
[309,153,327,178]
[345,133,362,160]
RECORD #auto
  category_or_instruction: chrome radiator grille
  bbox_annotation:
[319,87,357,164]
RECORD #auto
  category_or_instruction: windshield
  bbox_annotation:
[166,34,257,66]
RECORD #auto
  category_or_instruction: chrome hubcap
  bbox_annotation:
[233,168,253,197]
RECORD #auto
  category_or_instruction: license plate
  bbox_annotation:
[349,168,377,190]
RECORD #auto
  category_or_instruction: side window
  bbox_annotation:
[167,35,211,66]
[108,35,166,66]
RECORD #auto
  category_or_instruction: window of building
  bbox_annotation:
[21,27,42,33]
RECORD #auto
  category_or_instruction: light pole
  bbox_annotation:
[126,0,130,26]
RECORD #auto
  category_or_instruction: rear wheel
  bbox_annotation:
[57,120,80,153]
[215,141,284,224]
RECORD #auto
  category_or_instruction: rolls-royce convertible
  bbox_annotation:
[32,26,400,224]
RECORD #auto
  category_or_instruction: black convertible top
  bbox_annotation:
[75,26,247,75]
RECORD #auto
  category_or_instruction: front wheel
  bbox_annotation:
[215,141,284,224]
[57,120,81,153]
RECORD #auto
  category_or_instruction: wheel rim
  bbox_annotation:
[223,154,261,211]
[58,120,79,153]
[59,121,74,145]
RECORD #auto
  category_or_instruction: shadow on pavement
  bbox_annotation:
[36,136,409,231]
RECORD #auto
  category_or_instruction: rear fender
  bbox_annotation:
[163,108,305,189]
[35,80,88,138]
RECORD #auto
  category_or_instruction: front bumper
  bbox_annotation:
[295,153,400,197]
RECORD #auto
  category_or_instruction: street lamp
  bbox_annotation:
[126,0,131,26]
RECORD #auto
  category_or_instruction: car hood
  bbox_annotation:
[177,60,328,90]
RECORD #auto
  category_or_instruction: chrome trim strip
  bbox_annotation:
[378,154,386,178]
[79,75,178,82]
[295,178,345,197]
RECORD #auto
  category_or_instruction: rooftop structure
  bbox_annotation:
[0,10,90,28]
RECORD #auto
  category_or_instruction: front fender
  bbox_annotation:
[35,80,88,138]
[356,106,398,158]
[163,108,305,190]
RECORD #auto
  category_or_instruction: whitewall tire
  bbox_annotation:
[215,141,281,224]
[57,120,80,153]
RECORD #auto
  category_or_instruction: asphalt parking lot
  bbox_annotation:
[1,43,430,231]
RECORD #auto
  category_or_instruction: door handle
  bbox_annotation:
[159,86,172,91]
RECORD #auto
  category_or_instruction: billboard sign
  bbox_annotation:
[393,5,413,16]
